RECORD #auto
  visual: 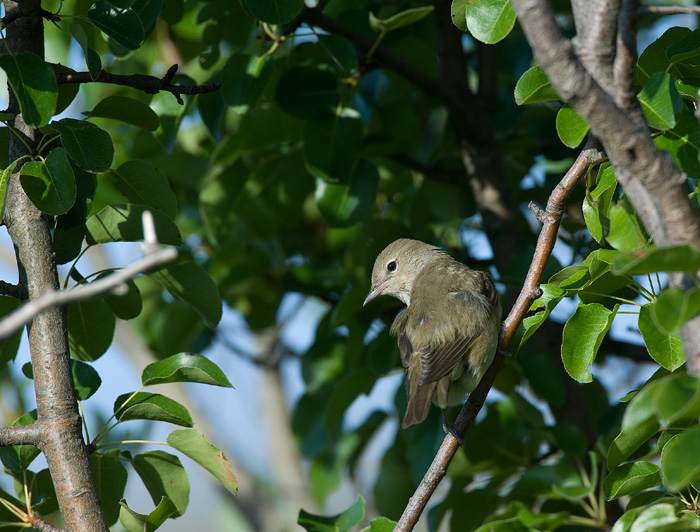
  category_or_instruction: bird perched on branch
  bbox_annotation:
[364,238,501,428]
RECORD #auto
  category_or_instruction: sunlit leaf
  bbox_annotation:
[514,65,559,105]
[141,352,232,387]
[0,52,57,127]
[466,0,516,44]
[167,429,238,494]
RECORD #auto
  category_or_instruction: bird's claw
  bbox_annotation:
[443,420,465,445]
[441,410,465,445]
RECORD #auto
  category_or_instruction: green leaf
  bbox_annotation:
[72,359,102,401]
[608,381,662,469]
[119,497,177,532]
[667,29,700,64]
[622,379,662,431]
[141,352,232,387]
[87,95,159,131]
[638,304,685,371]
[131,451,190,516]
[450,0,469,31]
[107,160,177,218]
[148,263,222,328]
[52,118,114,173]
[603,462,662,501]
[19,468,58,516]
[561,302,616,383]
[661,427,700,490]
[67,298,116,361]
[85,204,182,246]
[0,295,22,366]
[607,204,646,251]
[611,244,700,275]
[653,375,700,427]
[167,428,238,494]
[197,75,226,141]
[583,195,604,244]
[675,77,700,100]
[0,160,17,220]
[298,495,365,532]
[656,112,700,180]
[638,72,682,131]
[514,65,559,105]
[304,110,364,183]
[627,502,698,531]
[101,276,142,320]
[315,160,379,227]
[243,0,304,24]
[0,52,57,127]
[88,0,145,50]
[276,67,339,118]
[556,105,590,148]
[20,148,76,215]
[359,517,397,532]
[0,410,39,471]
[638,27,691,85]
[466,0,516,44]
[69,23,102,80]
[317,35,358,76]
[91,449,128,526]
[369,7,434,32]
[114,392,193,427]
[608,417,660,471]
[513,284,566,353]
[649,287,700,335]
[222,53,274,113]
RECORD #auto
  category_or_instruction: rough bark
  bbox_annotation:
[511,0,700,374]
[1,1,108,529]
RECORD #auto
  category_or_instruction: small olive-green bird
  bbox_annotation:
[364,238,501,428]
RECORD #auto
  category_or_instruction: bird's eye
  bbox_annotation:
[386,260,397,273]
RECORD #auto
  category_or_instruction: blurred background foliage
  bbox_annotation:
[3,0,700,530]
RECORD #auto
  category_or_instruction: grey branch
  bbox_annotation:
[0,246,177,340]
[0,423,39,446]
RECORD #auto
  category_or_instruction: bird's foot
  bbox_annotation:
[443,421,465,445]
[497,347,510,357]
[441,411,465,445]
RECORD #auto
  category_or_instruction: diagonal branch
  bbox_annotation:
[55,64,222,105]
[393,142,605,532]
[511,0,700,376]
[0,212,178,340]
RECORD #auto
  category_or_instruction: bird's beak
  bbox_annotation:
[363,279,388,307]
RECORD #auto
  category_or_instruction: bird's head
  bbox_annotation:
[363,238,446,307]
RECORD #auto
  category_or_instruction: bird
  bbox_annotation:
[363,238,501,429]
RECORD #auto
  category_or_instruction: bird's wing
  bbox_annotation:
[416,329,475,385]
[390,309,413,367]
[414,282,497,385]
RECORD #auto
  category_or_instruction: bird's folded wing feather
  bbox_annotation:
[412,270,498,385]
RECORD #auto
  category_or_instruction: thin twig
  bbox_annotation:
[0,280,23,300]
[637,5,700,17]
[0,246,177,340]
[28,516,63,532]
[55,65,222,105]
[0,211,178,340]
[392,142,605,532]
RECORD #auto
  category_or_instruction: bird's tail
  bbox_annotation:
[402,380,436,428]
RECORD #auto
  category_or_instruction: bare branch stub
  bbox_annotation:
[55,65,223,105]
[392,145,604,532]
[0,280,24,299]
